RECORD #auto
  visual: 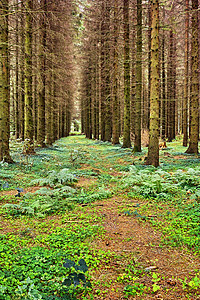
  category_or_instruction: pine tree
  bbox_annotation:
[24,0,34,153]
[133,0,142,152]
[146,0,160,167]
[186,0,199,154]
[183,0,189,147]
[122,0,131,148]
[0,0,13,163]
[112,0,120,145]
[37,0,47,147]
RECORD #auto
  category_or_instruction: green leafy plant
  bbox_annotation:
[179,275,200,290]
[152,273,161,293]
[16,277,42,300]
[62,259,91,288]
[30,169,77,187]
[124,283,145,297]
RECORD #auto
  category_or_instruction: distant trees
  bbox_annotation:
[2,0,75,159]
[0,0,200,166]
[80,0,200,166]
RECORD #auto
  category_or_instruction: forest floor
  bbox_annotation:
[0,135,200,300]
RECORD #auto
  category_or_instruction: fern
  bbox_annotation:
[30,169,77,187]
[3,203,34,216]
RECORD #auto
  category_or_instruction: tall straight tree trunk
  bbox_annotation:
[100,1,105,141]
[173,37,177,137]
[147,2,151,130]
[33,17,38,141]
[15,1,20,139]
[167,29,175,142]
[112,0,120,145]
[130,2,136,143]
[161,7,166,140]
[45,68,52,145]
[24,0,34,153]
[186,0,199,153]
[133,0,142,152]
[37,0,46,147]
[183,0,189,146]
[96,46,100,140]
[19,0,25,140]
[0,0,13,162]
[104,1,112,142]
[146,0,159,167]
[123,0,131,148]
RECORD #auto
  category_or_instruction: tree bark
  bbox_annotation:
[161,8,166,140]
[183,0,189,147]
[186,0,199,153]
[133,0,142,152]
[123,0,131,148]
[37,0,47,147]
[146,0,160,167]
[112,0,120,145]
[0,0,13,162]
[24,0,34,153]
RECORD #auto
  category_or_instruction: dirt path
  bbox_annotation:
[87,197,200,299]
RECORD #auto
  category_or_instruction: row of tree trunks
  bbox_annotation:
[81,0,199,166]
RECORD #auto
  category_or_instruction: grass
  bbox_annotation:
[0,135,200,299]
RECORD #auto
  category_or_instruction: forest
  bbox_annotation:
[0,0,200,299]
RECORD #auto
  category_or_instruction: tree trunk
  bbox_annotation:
[19,0,25,140]
[146,0,160,167]
[24,0,34,153]
[15,1,20,139]
[133,0,142,152]
[122,0,131,148]
[37,0,47,147]
[112,0,120,145]
[161,8,166,140]
[147,2,151,130]
[186,0,199,153]
[183,0,189,146]
[104,1,112,142]
[0,0,13,162]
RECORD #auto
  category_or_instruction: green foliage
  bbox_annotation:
[62,259,91,288]
[30,169,77,187]
[179,275,200,290]
[124,283,146,297]
[0,225,99,300]
[123,166,200,200]
[162,202,200,251]
[3,187,76,217]
[74,187,112,204]
[151,273,161,293]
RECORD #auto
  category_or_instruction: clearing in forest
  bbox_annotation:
[0,135,200,300]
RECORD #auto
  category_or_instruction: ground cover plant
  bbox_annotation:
[0,135,200,299]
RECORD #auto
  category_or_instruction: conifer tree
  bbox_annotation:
[183,0,189,147]
[133,0,142,152]
[186,0,199,154]
[123,0,131,148]
[0,0,13,162]
[37,0,47,147]
[24,0,34,153]
[146,0,160,167]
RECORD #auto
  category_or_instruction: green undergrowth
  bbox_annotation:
[121,164,200,253]
[0,135,200,299]
[0,220,110,300]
